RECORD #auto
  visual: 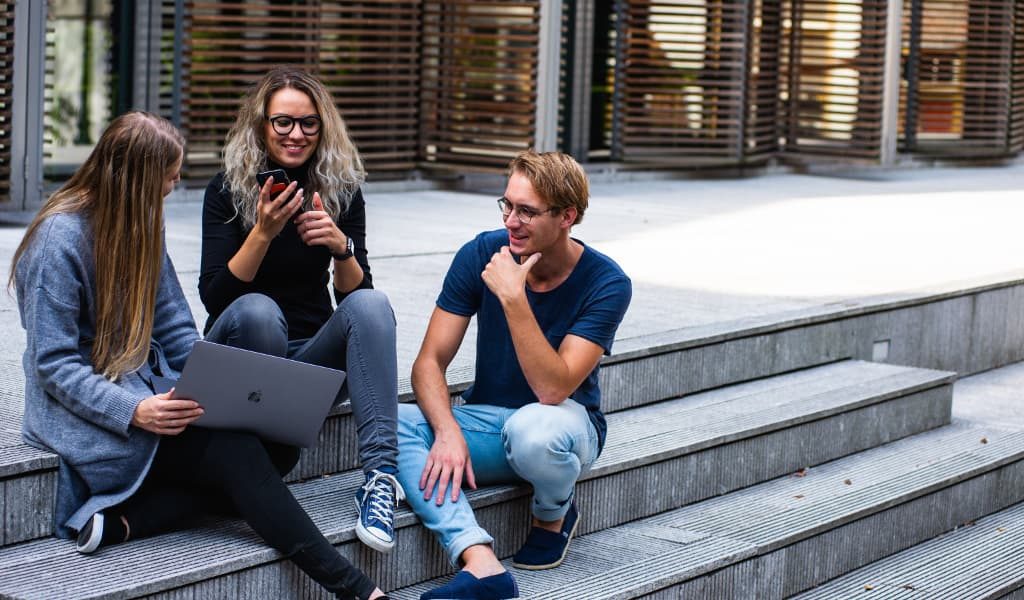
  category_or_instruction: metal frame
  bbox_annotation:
[9,0,45,210]
[535,0,563,152]
[881,0,904,165]
[133,0,163,112]
[563,0,595,159]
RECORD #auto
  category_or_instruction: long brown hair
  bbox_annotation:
[222,66,364,229]
[10,111,184,380]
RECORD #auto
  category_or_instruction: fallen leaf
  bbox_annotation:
[981,437,988,444]
[864,584,874,591]
[844,479,852,485]
[902,584,915,590]
[997,527,1006,533]
[794,494,805,499]
[794,468,808,478]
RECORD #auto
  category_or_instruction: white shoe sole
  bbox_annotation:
[353,497,395,553]
[76,513,104,554]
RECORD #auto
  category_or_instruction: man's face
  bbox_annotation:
[501,172,566,257]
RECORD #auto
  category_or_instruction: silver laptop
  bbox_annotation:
[156,341,346,448]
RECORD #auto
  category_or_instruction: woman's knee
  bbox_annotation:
[338,289,396,333]
[214,294,288,355]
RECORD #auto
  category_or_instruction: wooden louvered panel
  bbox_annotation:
[900,0,1015,155]
[1010,0,1024,151]
[419,0,539,171]
[781,0,888,160]
[181,1,421,181]
[0,3,12,204]
[618,0,749,164]
[961,0,1014,152]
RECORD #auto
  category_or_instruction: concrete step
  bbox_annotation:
[391,422,1024,600]
[792,500,1024,599]
[0,305,951,550]
[5,269,1023,547]
[0,360,953,597]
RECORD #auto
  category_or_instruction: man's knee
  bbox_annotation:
[503,403,572,461]
[397,403,431,443]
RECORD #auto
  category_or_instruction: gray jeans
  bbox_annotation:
[205,290,399,473]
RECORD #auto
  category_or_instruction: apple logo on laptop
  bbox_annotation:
[247,390,262,404]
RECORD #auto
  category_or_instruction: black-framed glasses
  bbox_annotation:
[267,114,322,136]
[497,197,557,225]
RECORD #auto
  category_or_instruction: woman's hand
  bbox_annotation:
[294,192,347,255]
[131,389,204,435]
[252,176,304,241]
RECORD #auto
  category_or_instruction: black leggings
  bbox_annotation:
[114,427,376,600]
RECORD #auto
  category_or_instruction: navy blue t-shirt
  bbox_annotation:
[437,229,632,452]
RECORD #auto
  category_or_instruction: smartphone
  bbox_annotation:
[256,169,290,194]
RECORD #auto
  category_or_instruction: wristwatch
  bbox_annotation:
[332,236,355,261]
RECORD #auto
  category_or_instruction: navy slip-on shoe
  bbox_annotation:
[511,502,579,570]
[420,570,519,600]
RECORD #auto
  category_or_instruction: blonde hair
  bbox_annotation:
[222,66,365,229]
[10,112,184,380]
[508,150,589,225]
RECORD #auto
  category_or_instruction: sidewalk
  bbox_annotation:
[2,162,1023,405]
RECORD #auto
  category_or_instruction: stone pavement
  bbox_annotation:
[1,161,1023,422]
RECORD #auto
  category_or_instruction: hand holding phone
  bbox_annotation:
[256,169,290,194]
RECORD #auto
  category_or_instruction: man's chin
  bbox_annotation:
[508,238,529,256]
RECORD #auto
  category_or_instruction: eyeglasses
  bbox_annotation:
[267,114,322,136]
[497,197,558,225]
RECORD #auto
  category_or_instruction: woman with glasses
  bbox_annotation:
[200,67,403,557]
[12,112,388,600]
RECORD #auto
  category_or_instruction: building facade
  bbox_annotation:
[2,0,1023,212]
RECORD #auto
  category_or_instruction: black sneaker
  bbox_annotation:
[76,512,105,554]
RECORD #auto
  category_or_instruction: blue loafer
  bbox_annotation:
[511,502,579,570]
[420,570,519,600]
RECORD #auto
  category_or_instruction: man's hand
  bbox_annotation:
[420,429,477,505]
[481,246,541,304]
[132,389,204,435]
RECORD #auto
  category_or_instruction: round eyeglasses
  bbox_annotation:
[497,197,557,225]
[267,114,322,136]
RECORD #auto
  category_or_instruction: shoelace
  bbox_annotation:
[361,471,406,524]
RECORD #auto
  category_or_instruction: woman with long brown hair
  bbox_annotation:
[11,112,388,600]
[200,66,402,553]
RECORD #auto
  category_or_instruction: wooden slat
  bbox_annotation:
[779,0,887,160]
[419,0,539,169]
[616,0,754,165]
[1011,1,1024,151]
[172,0,422,180]
[900,0,1017,157]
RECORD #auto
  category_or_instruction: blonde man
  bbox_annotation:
[397,151,632,599]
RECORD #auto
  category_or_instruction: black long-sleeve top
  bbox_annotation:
[199,166,373,340]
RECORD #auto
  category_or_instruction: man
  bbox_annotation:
[396,150,631,600]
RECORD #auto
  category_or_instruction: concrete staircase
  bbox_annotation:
[0,278,1022,598]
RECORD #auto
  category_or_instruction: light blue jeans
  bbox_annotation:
[206,290,399,473]
[396,399,599,565]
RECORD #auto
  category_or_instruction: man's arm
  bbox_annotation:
[411,307,475,505]
[483,247,605,404]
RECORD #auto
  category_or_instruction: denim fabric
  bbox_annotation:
[206,290,398,473]
[396,400,599,565]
